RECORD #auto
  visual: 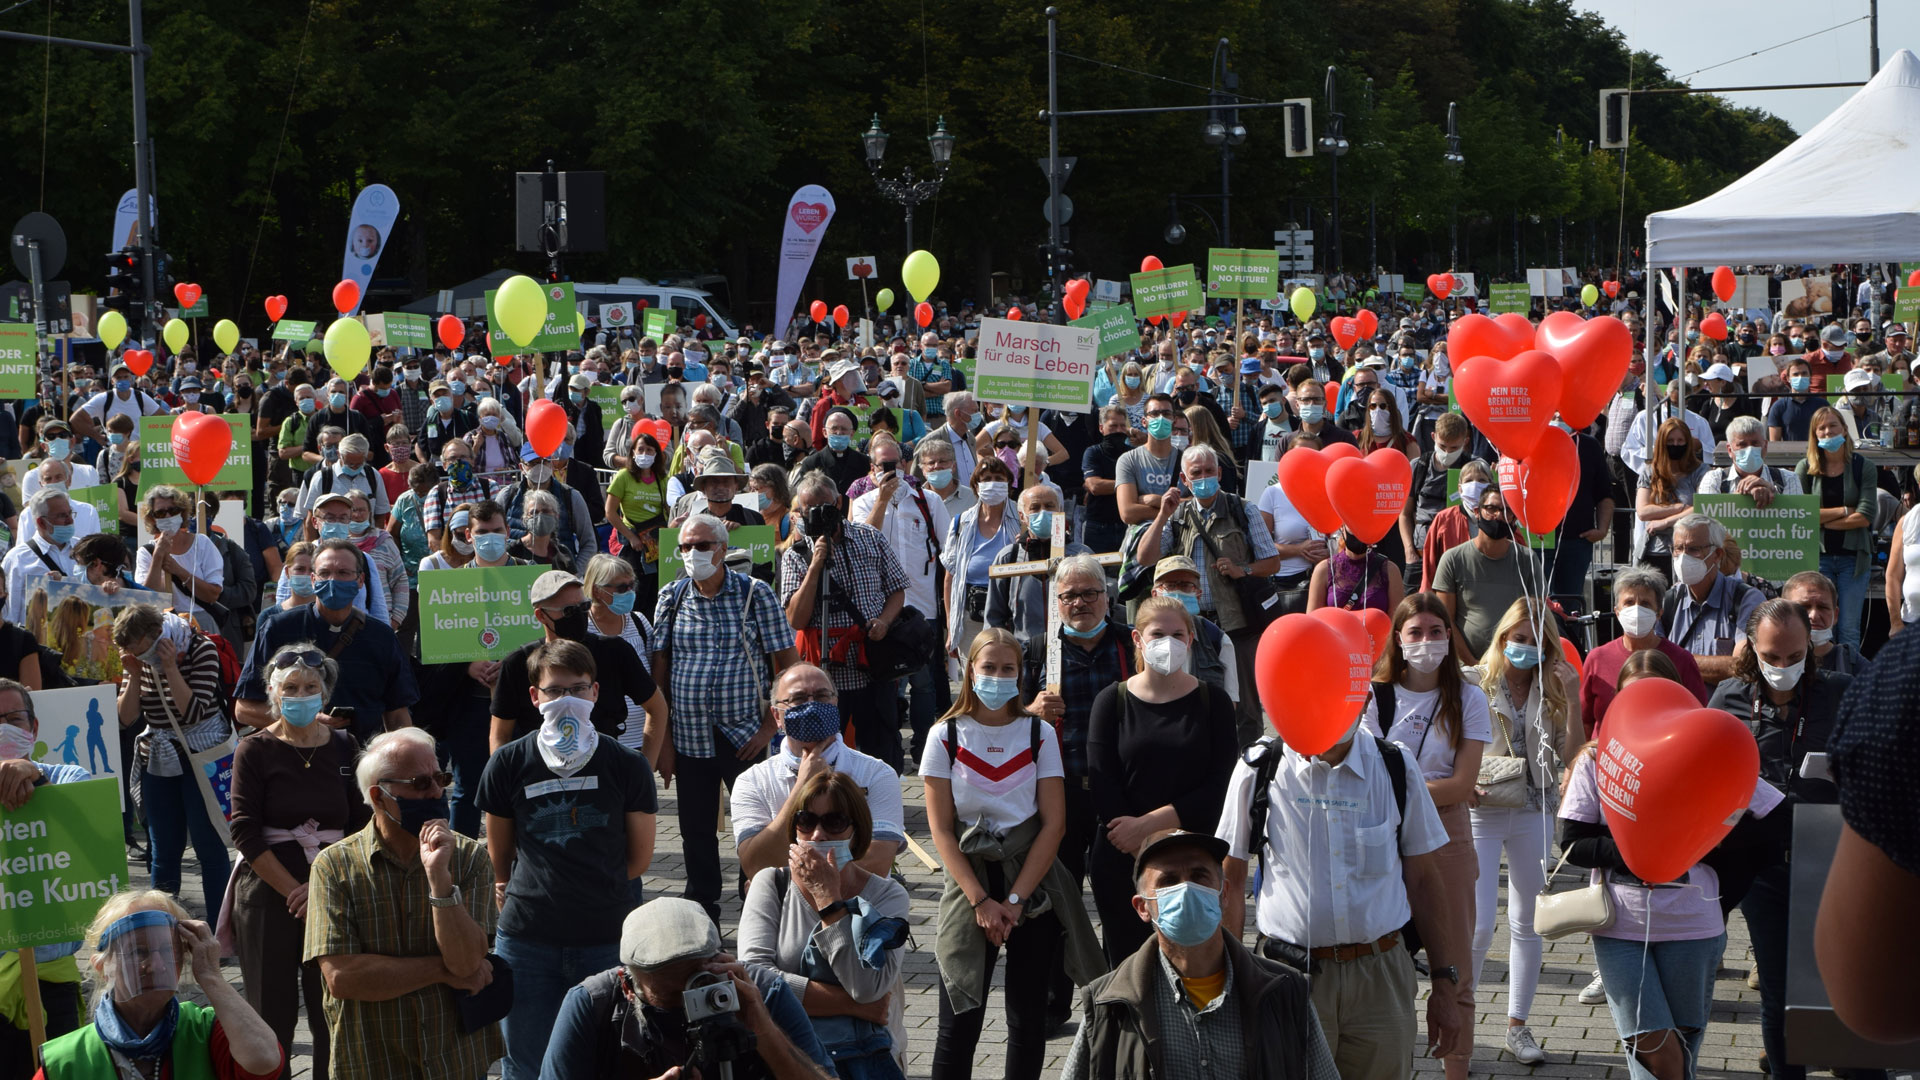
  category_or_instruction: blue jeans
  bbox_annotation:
[1591,932,1725,1080]
[141,768,232,916]
[906,655,951,766]
[438,694,492,838]
[1548,534,1596,607]
[1820,553,1868,651]
[493,930,620,1080]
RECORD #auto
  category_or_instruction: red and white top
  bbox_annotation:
[920,715,1064,833]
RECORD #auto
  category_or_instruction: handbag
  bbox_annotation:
[153,661,239,849]
[1475,711,1533,809]
[1535,848,1615,940]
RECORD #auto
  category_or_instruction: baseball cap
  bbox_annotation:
[1132,828,1230,883]
[310,492,353,511]
[620,898,720,971]
[1887,324,1911,339]
[1152,555,1199,582]
[1701,363,1736,384]
[528,570,584,606]
[568,373,593,391]
[1843,368,1876,391]
[1821,324,1850,347]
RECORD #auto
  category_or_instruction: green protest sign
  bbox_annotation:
[1894,287,1920,331]
[178,296,210,319]
[417,564,548,664]
[1696,494,1819,582]
[0,325,35,398]
[1128,265,1202,319]
[1489,284,1530,314]
[1206,249,1281,301]
[138,415,252,496]
[657,525,778,585]
[643,309,674,341]
[383,312,433,349]
[68,484,118,524]
[270,319,317,344]
[0,778,129,951]
[590,385,623,429]
[1405,283,1427,304]
[1069,305,1139,361]
[485,281,579,354]
[843,403,905,441]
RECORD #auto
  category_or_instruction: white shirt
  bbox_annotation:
[79,389,164,427]
[15,500,102,550]
[1697,465,1803,498]
[920,715,1063,834]
[1256,483,1321,577]
[1360,682,1493,782]
[20,464,98,501]
[1215,736,1448,946]
[1619,404,1716,478]
[849,482,951,617]
[296,463,392,518]
[934,424,977,489]
[731,736,907,850]
[2,537,80,624]
[135,533,226,614]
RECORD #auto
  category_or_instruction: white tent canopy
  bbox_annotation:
[1646,49,1920,266]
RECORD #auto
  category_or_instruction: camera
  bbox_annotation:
[682,974,739,1024]
[683,971,756,1077]
[801,503,843,539]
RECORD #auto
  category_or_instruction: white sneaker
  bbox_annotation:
[1578,970,1606,1004]
[1506,1025,1547,1065]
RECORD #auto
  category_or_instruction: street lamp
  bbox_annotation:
[1318,67,1350,276]
[1203,38,1245,246]
[1163,194,1221,247]
[1444,101,1465,270]
[861,113,955,254]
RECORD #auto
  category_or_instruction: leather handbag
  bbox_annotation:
[1535,849,1615,940]
[1475,711,1532,809]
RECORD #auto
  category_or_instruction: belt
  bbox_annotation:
[1306,931,1399,963]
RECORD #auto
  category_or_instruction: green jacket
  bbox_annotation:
[41,1001,220,1080]
[1796,452,1875,576]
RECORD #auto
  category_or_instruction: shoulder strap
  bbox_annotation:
[325,613,368,659]
[1030,714,1043,767]
[1373,735,1409,842]
[1245,738,1283,867]
[31,540,66,577]
[1370,680,1397,736]
[773,866,790,908]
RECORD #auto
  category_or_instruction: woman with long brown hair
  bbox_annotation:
[1635,416,1707,579]
[1797,406,1876,650]
[1358,381,1418,460]
[1362,591,1489,1080]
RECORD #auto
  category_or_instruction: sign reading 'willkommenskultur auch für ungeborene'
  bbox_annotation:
[417,564,549,664]
[0,778,129,951]
[1696,494,1819,582]
[972,317,1098,413]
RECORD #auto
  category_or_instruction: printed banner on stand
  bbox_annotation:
[773,185,836,340]
[339,184,401,318]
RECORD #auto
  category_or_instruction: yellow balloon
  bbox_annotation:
[902,250,940,303]
[97,310,127,351]
[212,318,240,355]
[1580,284,1600,307]
[304,339,324,356]
[496,274,547,347]
[1289,287,1317,324]
[876,288,895,312]
[324,317,371,380]
[162,318,189,353]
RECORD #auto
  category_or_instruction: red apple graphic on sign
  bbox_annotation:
[790,203,829,233]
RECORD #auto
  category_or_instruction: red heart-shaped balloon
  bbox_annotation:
[1308,607,1376,671]
[1603,280,1621,298]
[171,410,232,487]
[1447,312,1535,364]
[1171,311,1187,329]
[124,349,154,376]
[1063,279,1090,320]
[1327,449,1413,545]
[264,295,288,323]
[1256,613,1373,756]
[524,399,569,459]
[1711,265,1736,303]
[173,282,202,309]
[1700,312,1728,341]
[1329,317,1359,350]
[1359,607,1391,664]
[1277,443,1362,536]
[1595,678,1761,883]
[1354,309,1378,339]
[1427,273,1455,300]
[1451,349,1564,460]
[1496,425,1579,534]
[1909,269,1920,288]
[1535,311,1633,429]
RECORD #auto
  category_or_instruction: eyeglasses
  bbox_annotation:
[600,580,634,595]
[0,710,31,730]
[536,682,592,699]
[794,810,852,834]
[540,601,592,621]
[677,539,719,553]
[775,691,838,707]
[1056,588,1104,606]
[1674,542,1718,559]
[379,771,452,794]
[268,648,327,670]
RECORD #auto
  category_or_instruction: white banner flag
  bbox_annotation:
[111,188,156,250]
[773,185,835,340]
[340,183,401,317]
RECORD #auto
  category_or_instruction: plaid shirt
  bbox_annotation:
[1022,619,1132,779]
[1214,378,1264,451]
[303,822,502,1080]
[396,382,433,436]
[779,522,911,692]
[421,477,494,534]
[654,571,796,758]
[1149,946,1246,1078]
[1159,495,1279,612]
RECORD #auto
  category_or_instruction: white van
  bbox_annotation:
[572,279,739,341]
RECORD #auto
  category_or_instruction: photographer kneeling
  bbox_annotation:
[540,897,836,1080]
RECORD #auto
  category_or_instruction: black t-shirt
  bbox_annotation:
[796,447,870,500]
[491,634,657,741]
[1821,477,1847,556]
[473,734,657,945]
[1081,436,1128,526]
[259,385,296,429]
[0,622,38,684]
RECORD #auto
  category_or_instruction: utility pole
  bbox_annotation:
[1870,0,1880,74]
[1046,7,1062,313]
[1366,77,1377,280]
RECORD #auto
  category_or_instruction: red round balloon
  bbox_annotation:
[171,411,232,487]
[1496,426,1579,534]
[264,295,288,323]
[1140,255,1163,273]
[915,302,934,328]
[1535,312,1632,429]
[693,313,708,330]
[1596,678,1761,883]
[331,280,359,315]
[635,299,649,311]
[832,305,850,329]
[1711,265,1736,303]
[1255,614,1373,756]
[1699,312,1728,341]
[1326,449,1413,545]
[1276,444,1362,536]
[1354,309,1378,339]
[1451,349,1564,461]
[524,399,569,459]
[1007,306,1023,322]
[437,314,465,351]
[1329,317,1360,350]
[809,300,829,324]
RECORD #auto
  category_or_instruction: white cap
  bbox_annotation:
[1702,363,1737,384]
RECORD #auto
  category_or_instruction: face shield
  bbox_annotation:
[97,910,181,1003]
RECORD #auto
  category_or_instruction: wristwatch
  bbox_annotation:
[428,884,463,908]
[1005,892,1025,908]
[1431,964,1460,984]
[817,899,849,919]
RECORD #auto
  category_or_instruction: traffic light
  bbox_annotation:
[102,249,136,315]
[1282,98,1314,158]
[1599,89,1630,149]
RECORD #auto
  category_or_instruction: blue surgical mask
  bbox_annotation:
[449,380,467,395]
[49,523,74,546]
[314,577,358,611]
[1298,404,1326,424]
[434,397,453,415]
[46,438,69,460]
[1188,477,1219,499]
[1124,375,1142,389]
[328,392,347,410]
[1151,880,1223,947]
[1502,641,1542,669]
[1146,416,1173,440]
[607,590,637,616]
[1790,375,1811,393]
[967,412,984,432]
[473,532,508,562]
[318,521,350,542]
[826,433,852,452]
[1263,401,1285,419]
[1309,347,1326,360]
[802,839,855,867]
[289,573,316,597]
[348,519,372,536]
[299,399,317,415]
[115,379,132,394]
[1028,510,1052,539]
[109,432,128,446]
[922,348,938,360]
[1732,445,1765,473]
[1062,619,1106,640]
[972,675,1021,710]
[1817,434,1847,452]
[1168,591,1201,617]
[926,468,954,489]
[279,693,324,728]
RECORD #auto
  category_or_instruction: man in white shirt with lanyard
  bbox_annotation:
[72,359,166,442]
[3,488,81,624]
[1216,718,1468,1080]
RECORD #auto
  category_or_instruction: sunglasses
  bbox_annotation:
[379,771,452,794]
[269,648,327,670]
[794,810,852,834]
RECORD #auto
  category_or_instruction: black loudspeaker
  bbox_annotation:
[514,170,607,254]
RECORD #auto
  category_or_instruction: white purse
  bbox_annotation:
[1535,848,1614,940]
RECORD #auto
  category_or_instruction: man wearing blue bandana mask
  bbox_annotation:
[732,664,905,880]
[1061,829,1337,1080]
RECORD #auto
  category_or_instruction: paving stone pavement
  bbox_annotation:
[128,774,1792,1080]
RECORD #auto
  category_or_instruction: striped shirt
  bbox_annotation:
[303,822,503,1080]
[136,633,229,777]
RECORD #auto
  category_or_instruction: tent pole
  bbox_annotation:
[1675,266,1688,425]
[1644,221,1659,492]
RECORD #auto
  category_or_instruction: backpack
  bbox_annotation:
[195,628,243,712]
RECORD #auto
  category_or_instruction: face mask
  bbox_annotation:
[1142,636,1189,676]
[1169,435,1190,452]
[536,695,600,777]
[1403,639,1450,674]
[826,433,852,452]
[1309,347,1326,360]
[683,547,720,581]
[1759,657,1805,693]
[46,438,69,460]
[1145,416,1173,440]
[480,414,503,432]
[0,725,36,761]
[1400,354,1417,369]
[527,512,559,536]
[1297,404,1326,424]
[1677,552,1714,587]
[1617,603,1659,638]
[1124,375,1143,390]
[525,464,553,485]
[1028,510,1053,538]
[971,674,1021,710]
[1435,446,1464,467]
[348,519,372,537]
[151,513,183,537]
[323,392,345,411]
[1476,516,1512,542]
[779,699,841,745]
[801,838,856,867]
[47,522,74,546]
[1817,434,1847,452]
[434,397,453,416]
[455,528,505,563]
[926,468,953,489]
[1665,443,1690,459]
[1770,345,1786,355]
[1164,590,1201,617]
[288,572,316,597]
[1188,477,1219,499]
[967,411,985,432]
[1502,641,1542,669]
[1824,348,1845,361]
[1789,375,1811,392]
[109,432,128,446]
[1370,409,1392,435]
[1459,480,1488,507]
[380,789,450,835]
[977,481,1008,506]
[314,577,358,611]
[1150,880,1222,947]
[318,520,350,542]
[1733,445,1765,473]
[279,693,324,728]
[449,380,468,396]
[1263,401,1286,419]
[404,367,421,382]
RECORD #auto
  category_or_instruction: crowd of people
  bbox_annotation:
[0,267,1915,1080]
